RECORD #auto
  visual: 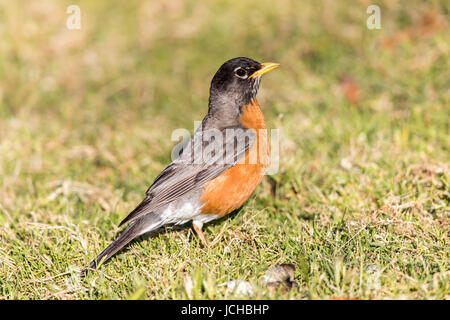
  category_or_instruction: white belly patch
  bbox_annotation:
[137,191,220,236]
[159,194,219,226]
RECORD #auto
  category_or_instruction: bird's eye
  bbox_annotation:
[234,67,248,79]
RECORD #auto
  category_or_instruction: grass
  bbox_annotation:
[0,0,449,299]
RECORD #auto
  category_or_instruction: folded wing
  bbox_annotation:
[118,126,256,226]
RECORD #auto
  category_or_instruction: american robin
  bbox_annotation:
[85,57,279,271]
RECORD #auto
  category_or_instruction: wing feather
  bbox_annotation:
[118,126,255,226]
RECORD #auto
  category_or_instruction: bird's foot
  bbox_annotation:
[192,220,209,247]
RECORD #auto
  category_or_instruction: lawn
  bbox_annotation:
[0,0,448,299]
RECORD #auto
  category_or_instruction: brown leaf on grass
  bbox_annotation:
[262,264,295,283]
[261,264,296,293]
[380,9,445,49]
[418,9,444,35]
[338,75,360,106]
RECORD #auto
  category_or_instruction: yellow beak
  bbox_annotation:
[249,62,280,79]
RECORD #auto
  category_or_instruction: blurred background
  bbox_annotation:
[0,0,448,299]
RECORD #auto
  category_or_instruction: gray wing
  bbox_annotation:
[118,126,256,226]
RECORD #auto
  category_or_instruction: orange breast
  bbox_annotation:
[200,99,270,216]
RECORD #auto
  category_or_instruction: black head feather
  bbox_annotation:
[209,57,262,110]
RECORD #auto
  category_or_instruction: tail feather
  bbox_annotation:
[83,215,161,274]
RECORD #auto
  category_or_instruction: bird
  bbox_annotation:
[84,57,279,272]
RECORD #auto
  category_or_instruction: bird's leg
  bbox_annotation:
[192,221,208,246]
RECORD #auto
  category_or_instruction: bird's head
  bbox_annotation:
[208,57,279,111]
